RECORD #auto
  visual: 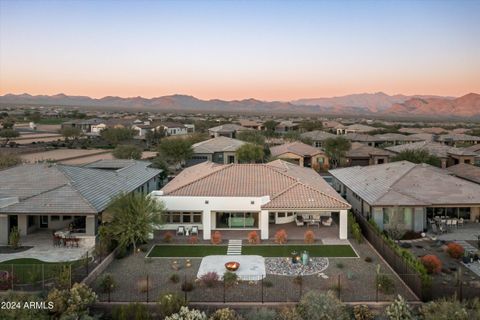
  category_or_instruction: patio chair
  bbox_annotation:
[322,217,333,227]
[295,216,304,227]
[452,219,458,228]
[431,224,438,234]
[176,226,185,236]
[458,218,464,227]
[447,220,453,229]
[191,226,198,235]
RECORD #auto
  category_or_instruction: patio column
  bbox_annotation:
[86,215,97,236]
[339,209,348,240]
[0,214,8,245]
[202,210,211,240]
[17,215,28,236]
[260,210,269,240]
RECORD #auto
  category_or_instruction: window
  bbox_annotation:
[51,215,60,221]
[63,216,72,221]
[163,212,202,224]
[277,212,286,218]
[287,212,293,217]
[28,216,36,228]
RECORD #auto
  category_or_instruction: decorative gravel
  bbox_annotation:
[265,257,329,276]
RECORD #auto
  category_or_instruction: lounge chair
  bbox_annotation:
[295,216,304,227]
[322,217,333,227]
[176,226,185,236]
[191,226,198,235]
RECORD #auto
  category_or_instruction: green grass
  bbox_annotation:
[37,118,70,125]
[147,244,357,258]
[147,245,227,257]
[0,258,56,265]
[242,245,357,257]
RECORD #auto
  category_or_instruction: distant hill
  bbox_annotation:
[292,92,453,112]
[1,92,478,117]
[384,93,480,117]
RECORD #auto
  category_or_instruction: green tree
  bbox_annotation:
[237,130,266,146]
[151,155,170,180]
[297,291,350,320]
[391,149,441,167]
[0,128,20,147]
[28,111,42,123]
[263,120,278,137]
[59,126,82,143]
[0,153,21,169]
[157,138,193,167]
[323,137,351,168]
[112,144,143,160]
[106,193,165,252]
[236,143,264,163]
[100,127,135,146]
[145,127,166,147]
[299,120,323,132]
[9,226,20,249]
[1,117,15,129]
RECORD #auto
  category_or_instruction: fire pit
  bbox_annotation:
[225,261,240,271]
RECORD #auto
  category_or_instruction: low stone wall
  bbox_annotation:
[81,247,119,286]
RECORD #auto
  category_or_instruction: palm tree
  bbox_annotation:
[106,192,165,253]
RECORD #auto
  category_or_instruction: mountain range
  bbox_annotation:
[0,92,479,117]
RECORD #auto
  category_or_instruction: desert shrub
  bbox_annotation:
[112,303,150,320]
[47,283,97,319]
[274,229,288,244]
[223,272,239,287]
[99,273,116,293]
[421,255,442,274]
[376,274,395,294]
[0,292,50,320]
[209,308,243,320]
[248,231,260,244]
[189,235,199,244]
[364,256,373,263]
[165,306,207,320]
[170,274,180,283]
[211,231,222,245]
[136,277,151,293]
[244,308,277,320]
[336,262,344,269]
[385,228,406,241]
[181,280,195,292]
[385,295,414,320]
[293,275,303,286]
[353,304,374,320]
[200,272,219,287]
[158,293,186,317]
[163,231,174,243]
[297,291,349,320]
[304,230,315,244]
[277,306,302,320]
[420,298,469,320]
[446,243,465,259]
[8,226,20,249]
[263,280,274,288]
[352,223,363,244]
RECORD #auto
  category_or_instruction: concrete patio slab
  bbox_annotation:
[197,255,266,281]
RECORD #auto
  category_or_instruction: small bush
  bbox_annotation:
[99,273,116,293]
[248,231,260,244]
[165,306,207,320]
[336,262,344,269]
[211,231,222,245]
[364,256,373,263]
[420,298,469,320]
[421,255,442,274]
[209,308,243,320]
[170,274,180,283]
[181,280,194,292]
[376,274,395,294]
[188,235,199,244]
[200,272,219,287]
[446,243,464,259]
[298,291,349,320]
[293,275,303,286]
[223,272,239,287]
[385,295,414,320]
[163,232,174,243]
[353,305,374,320]
[8,226,20,249]
[245,308,277,320]
[158,293,186,317]
[304,230,315,244]
[112,303,151,320]
[274,229,288,244]
[263,280,274,288]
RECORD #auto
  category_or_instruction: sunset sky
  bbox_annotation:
[0,0,479,101]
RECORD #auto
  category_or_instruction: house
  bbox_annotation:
[436,134,480,147]
[386,141,478,168]
[132,121,189,137]
[61,118,106,134]
[343,133,379,147]
[300,130,336,148]
[330,161,480,232]
[238,119,264,131]
[336,124,376,135]
[270,141,329,170]
[151,160,351,240]
[346,142,395,166]
[275,121,299,133]
[446,163,480,185]
[372,133,423,146]
[189,136,246,166]
[0,160,161,245]
[208,124,252,138]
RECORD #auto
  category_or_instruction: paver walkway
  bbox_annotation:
[227,239,242,255]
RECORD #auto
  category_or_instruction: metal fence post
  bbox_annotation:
[86,252,89,275]
[261,277,264,304]
[223,278,226,303]
[183,273,187,303]
[69,264,72,289]
[338,274,341,300]
[10,264,14,291]
[146,274,149,303]
[42,264,45,291]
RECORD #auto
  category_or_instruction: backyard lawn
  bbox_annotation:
[147,244,357,257]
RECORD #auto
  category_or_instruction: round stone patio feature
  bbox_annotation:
[197,255,266,280]
[265,257,329,276]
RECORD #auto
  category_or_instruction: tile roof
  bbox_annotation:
[343,133,379,142]
[208,124,251,133]
[0,161,161,214]
[437,134,480,142]
[270,141,323,157]
[161,160,350,210]
[329,161,480,206]
[192,137,246,154]
[300,130,336,141]
[347,142,394,158]
[372,133,423,142]
[446,163,480,185]
[386,141,478,158]
[345,124,376,132]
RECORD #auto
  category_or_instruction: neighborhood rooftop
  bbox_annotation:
[192,136,246,154]
[270,141,323,157]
